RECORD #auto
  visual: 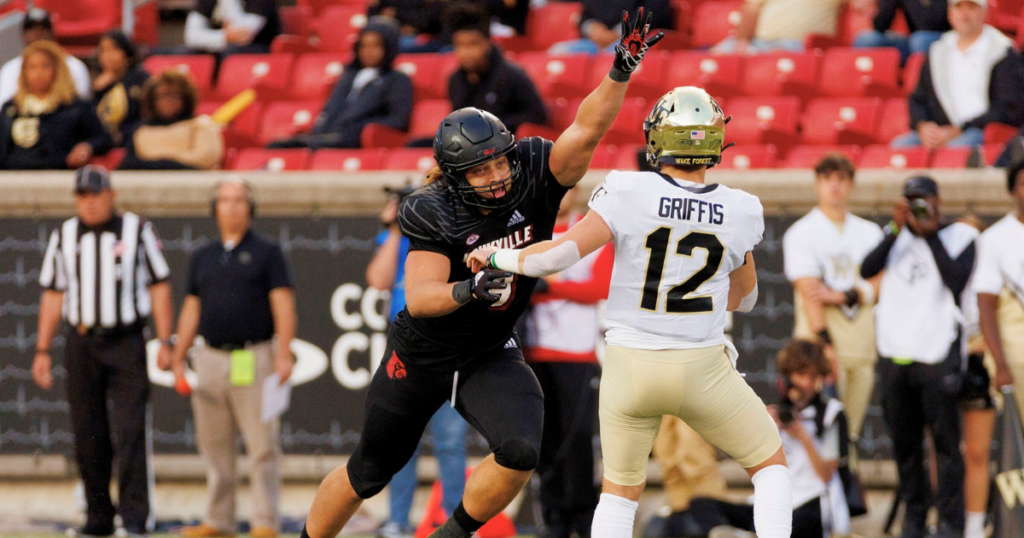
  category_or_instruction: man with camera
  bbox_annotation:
[861,176,978,538]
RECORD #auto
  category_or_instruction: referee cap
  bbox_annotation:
[74,165,112,194]
[903,175,938,198]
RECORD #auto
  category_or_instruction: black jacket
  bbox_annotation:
[0,98,113,170]
[448,46,547,133]
[94,66,150,146]
[909,37,1024,130]
[873,0,950,33]
[311,19,412,147]
[194,0,281,48]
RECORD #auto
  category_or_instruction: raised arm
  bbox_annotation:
[548,8,663,187]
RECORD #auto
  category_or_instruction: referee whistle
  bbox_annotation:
[174,377,192,397]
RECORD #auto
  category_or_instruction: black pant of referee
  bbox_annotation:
[65,323,153,532]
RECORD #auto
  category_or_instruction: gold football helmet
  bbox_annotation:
[643,86,726,168]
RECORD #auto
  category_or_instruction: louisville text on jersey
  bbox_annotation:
[656,197,725,225]
[463,224,536,261]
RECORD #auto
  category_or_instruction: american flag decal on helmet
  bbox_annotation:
[691,130,705,140]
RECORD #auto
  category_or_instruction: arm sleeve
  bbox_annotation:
[266,244,295,290]
[908,56,934,129]
[872,0,898,32]
[397,195,450,255]
[860,233,898,279]
[783,224,820,281]
[185,11,228,51]
[38,229,67,291]
[140,221,171,284]
[926,235,975,299]
[972,233,1005,295]
[544,244,614,304]
[963,52,1024,131]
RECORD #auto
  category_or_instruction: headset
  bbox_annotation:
[210,177,256,217]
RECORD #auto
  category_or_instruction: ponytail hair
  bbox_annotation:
[424,166,444,186]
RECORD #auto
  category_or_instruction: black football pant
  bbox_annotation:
[65,326,152,534]
[529,361,600,538]
[347,343,545,499]
[879,349,965,535]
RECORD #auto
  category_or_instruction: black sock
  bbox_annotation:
[453,501,486,534]
[300,523,311,538]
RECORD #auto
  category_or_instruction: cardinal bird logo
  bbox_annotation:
[386,352,407,380]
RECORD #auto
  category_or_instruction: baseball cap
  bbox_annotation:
[74,166,112,194]
[903,175,939,198]
[952,0,987,8]
[23,8,52,32]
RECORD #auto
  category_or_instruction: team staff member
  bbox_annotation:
[172,178,296,538]
[34,166,173,537]
[782,153,882,447]
[299,9,664,538]
[861,176,977,538]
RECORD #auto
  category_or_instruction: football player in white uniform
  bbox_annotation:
[468,87,791,538]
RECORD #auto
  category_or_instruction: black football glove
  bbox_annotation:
[453,268,512,305]
[609,7,664,82]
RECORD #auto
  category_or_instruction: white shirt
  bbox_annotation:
[783,207,883,318]
[945,29,991,127]
[0,55,91,105]
[974,212,1024,303]
[780,399,849,534]
[875,223,978,363]
[588,171,763,350]
[184,0,267,52]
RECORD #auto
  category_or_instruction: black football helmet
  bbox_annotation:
[433,108,524,212]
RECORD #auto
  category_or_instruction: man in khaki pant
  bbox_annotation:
[171,178,297,538]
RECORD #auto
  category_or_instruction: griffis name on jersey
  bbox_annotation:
[657,197,725,225]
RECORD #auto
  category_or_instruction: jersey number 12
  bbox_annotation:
[641,228,724,314]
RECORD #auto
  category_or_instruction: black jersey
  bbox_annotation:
[392,136,569,370]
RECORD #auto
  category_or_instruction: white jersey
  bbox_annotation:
[973,213,1024,303]
[588,171,764,350]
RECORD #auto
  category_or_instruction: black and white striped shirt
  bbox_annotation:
[39,212,170,328]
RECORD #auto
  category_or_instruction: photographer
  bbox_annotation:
[861,176,978,538]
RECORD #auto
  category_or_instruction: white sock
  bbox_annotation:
[590,493,639,538]
[751,465,793,538]
[965,511,986,538]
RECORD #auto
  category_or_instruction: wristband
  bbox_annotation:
[488,249,520,272]
[608,66,630,83]
[842,288,859,308]
[161,336,177,348]
[855,280,876,306]
[452,279,473,305]
[883,221,901,237]
[816,329,833,346]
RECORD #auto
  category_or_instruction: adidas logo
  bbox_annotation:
[507,210,525,227]
[504,338,518,349]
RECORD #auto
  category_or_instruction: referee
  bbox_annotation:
[33,166,174,538]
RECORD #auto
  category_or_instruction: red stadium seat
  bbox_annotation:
[690,1,744,48]
[308,149,387,170]
[717,144,777,169]
[903,52,926,95]
[395,54,449,101]
[614,144,644,171]
[665,52,743,100]
[526,2,583,51]
[90,148,126,170]
[859,146,930,169]
[930,148,972,168]
[741,52,821,99]
[590,146,618,169]
[299,0,370,16]
[876,98,910,145]
[142,55,216,96]
[37,0,119,39]
[231,149,310,171]
[290,53,348,100]
[984,123,1020,145]
[280,5,314,36]
[257,101,324,145]
[781,145,862,168]
[517,53,593,98]
[819,47,901,97]
[723,97,801,145]
[213,54,295,101]
[801,98,884,145]
[409,100,453,138]
[383,148,438,171]
[314,6,367,53]
[584,51,670,101]
[987,0,1024,33]
[197,101,264,147]
[604,98,649,145]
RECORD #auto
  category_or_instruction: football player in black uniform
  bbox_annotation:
[299,9,664,538]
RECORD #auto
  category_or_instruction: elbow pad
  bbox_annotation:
[737,283,758,313]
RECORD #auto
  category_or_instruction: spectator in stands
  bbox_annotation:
[852,0,951,62]
[92,31,149,146]
[549,0,671,55]
[891,0,1024,150]
[183,0,282,56]
[368,0,446,53]
[0,41,112,170]
[524,186,612,538]
[711,0,845,54]
[0,8,90,104]
[446,2,547,134]
[268,18,411,150]
[119,71,223,170]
